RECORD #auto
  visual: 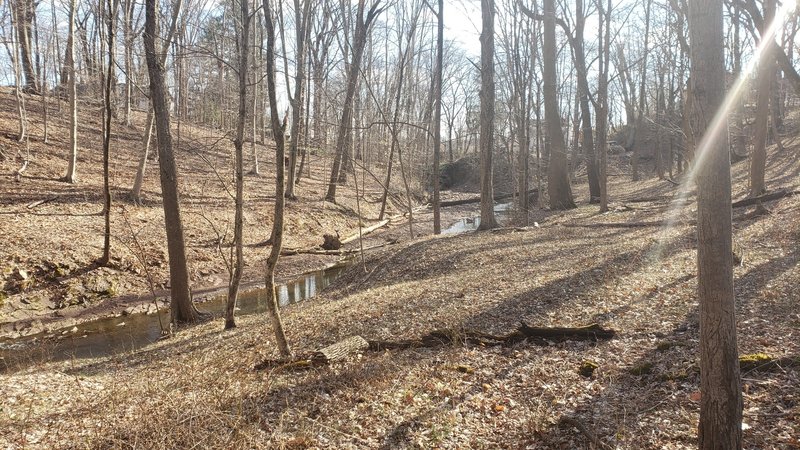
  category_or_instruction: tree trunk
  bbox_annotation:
[477,0,498,230]
[14,0,39,93]
[226,0,250,330]
[597,0,611,212]
[100,0,117,267]
[432,0,444,234]
[325,1,383,203]
[144,0,199,324]
[632,0,651,182]
[64,0,78,184]
[285,0,311,200]
[263,0,292,357]
[750,0,775,197]
[543,0,574,210]
[688,0,742,446]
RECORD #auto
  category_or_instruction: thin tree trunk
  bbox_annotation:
[325,1,383,203]
[632,0,652,182]
[432,0,443,234]
[226,0,250,330]
[100,0,118,266]
[263,0,291,357]
[750,0,775,197]
[64,0,78,183]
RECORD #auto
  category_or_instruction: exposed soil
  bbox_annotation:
[1,91,799,448]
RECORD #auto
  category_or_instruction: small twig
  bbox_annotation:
[559,416,612,450]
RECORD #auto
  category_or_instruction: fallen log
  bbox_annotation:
[732,189,798,208]
[26,196,58,209]
[339,219,390,245]
[312,336,369,363]
[440,189,538,207]
[563,221,663,229]
[280,241,391,256]
[368,322,615,351]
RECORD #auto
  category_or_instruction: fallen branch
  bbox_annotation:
[559,416,612,450]
[26,196,58,209]
[368,323,616,351]
[280,241,391,256]
[440,189,538,207]
[563,221,663,229]
[340,219,390,245]
[732,189,799,209]
[14,159,28,182]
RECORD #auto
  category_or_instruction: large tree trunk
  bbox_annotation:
[263,0,292,357]
[543,0,574,210]
[144,0,199,324]
[14,0,39,93]
[477,0,498,230]
[573,0,600,203]
[688,0,742,447]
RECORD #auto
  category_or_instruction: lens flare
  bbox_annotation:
[649,2,795,262]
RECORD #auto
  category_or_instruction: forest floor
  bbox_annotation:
[1,91,800,448]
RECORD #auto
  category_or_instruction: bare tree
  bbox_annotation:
[596,0,612,212]
[432,0,443,234]
[63,0,78,184]
[225,0,252,330]
[325,0,383,203]
[688,0,742,446]
[542,0,574,210]
[749,0,775,198]
[100,0,119,266]
[285,0,312,199]
[263,0,291,356]
[477,0,498,230]
[144,0,200,324]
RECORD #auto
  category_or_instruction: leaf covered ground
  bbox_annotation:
[2,138,799,448]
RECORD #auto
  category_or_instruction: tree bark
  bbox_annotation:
[263,0,292,356]
[688,0,743,446]
[750,0,775,197]
[64,0,78,184]
[432,0,444,234]
[100,0,118,267]
[477,0,498,230]
[144,0,199,324]
[542,0,574,210]
[226,0,251,330]
[325,1,383,203]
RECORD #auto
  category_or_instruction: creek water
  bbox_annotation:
[0,260,351,371]
[442,202,513,234]
[1,203,514,371]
